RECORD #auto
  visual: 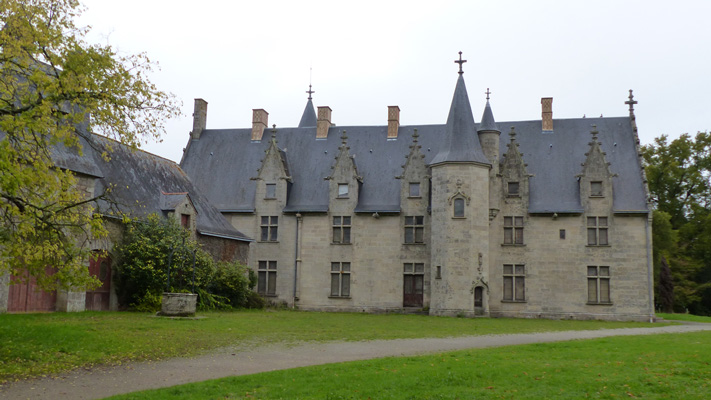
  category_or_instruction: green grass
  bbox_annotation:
[110,331,711,400]
[656,312,711,323]
[0,310,670,384]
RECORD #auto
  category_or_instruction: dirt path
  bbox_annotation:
[2,323,710,399]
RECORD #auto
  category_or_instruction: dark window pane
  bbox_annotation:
[266,183,276,198]
[600,279,610,302]
[588,228,597,245]
[599,217,607,226]
[405,227,414,243]
[343,227,351,243]
[261,216,268,225]
[331,262,340,272]
[587,217,596,227]
[588,279,598,302]
[599,228,608,245]
[267,271,277,295]
[514,217,524,227]
[331,274,339,296]
[414,275,423,293]
[504,216,512,226]
[342,263,350,272]
[454,198,464,217]
[343,216,351,225]
[271,216,278,224]
[415,216,424,225]
[504,228,513,244]
[261,227,269,241]
[404,263,413,273]
[258,271,266,294]
[515,277,525,301]
[508,181,519,195]
[333,228,341,243]
[333,216,341,225]
[409,183,420,197]
[342,274,350,297]
[591,181,602,196]
[269,261,277,270]
[503,276,513,300]
[405,216,414,225]
[404,274,413,294]
[415,227,424,243]
[600,266,610,276]
[515,265,525,275]
[515,228,524,244]
[503,265,513,275]
[588,266,598,276]
[415,263,424,273]
[270,226,278,241]
[259,261,267,270]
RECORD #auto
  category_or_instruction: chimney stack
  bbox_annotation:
[191,98,208,140]
[541,97,553,131]
[251,109,269,141]
[387,106,400,138]
[316,106,332,139]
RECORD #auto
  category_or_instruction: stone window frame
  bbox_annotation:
[587,265,612,304]
[503,264,526,302]
[257,260,277,296]
[507,181,520,197]
[265,183,277,199]
[408,182,421,198]
[503,216,524,245]
[590,181,603,197]
[404,215,425,244]
[587,216,609,246]
[260,216,279,242]
[332,216,352,244]
[180,213,191,229]
[453,197,466,218]
[330,261,351,298]
[337,183,349,198]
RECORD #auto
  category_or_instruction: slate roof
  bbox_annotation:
[86,135,251,241]
[298,98,317,128]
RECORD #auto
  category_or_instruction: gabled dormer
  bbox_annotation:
[325,130,362,213]
[499,127,532,203]
[397,129,429,213]
[577,125,615,212]
[160,191,198,238]
[253,126,291,210]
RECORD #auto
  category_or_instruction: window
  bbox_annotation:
[504,216,524,245]
[330,262,351,297]
[180,213,190,229]
[507,181,520,196]
[435,266,442,279]
[453,198,465,218]
[404,216,424,244]
[257,260,277,295]
[332,216,352,244]
[503,264,525,302]
[587,216,608,246]
[590,181,603,197]
[260,216,278,242]
[265,183,276,199]
[560,229,566,239]
[403,263,424,307]
[587,266,611,304]
[409,182,421,197]
[338,183,349,198]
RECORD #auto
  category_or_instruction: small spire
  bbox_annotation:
[509,126,516,142]
[625,89,637,117]
[412,128,419,144]
[271,124,277,140]
[454,51,467,75]
[340,130,348,146]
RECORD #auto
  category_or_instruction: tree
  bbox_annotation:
[0,0,180,290]
[642,132,711,315]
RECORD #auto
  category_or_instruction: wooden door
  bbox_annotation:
[403,274,424,307]
[85,252,111,311]
[7,268,57,312]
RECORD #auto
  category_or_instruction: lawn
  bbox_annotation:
[110,331,711,399]
[0,310,670,384]
[656,312,711,323]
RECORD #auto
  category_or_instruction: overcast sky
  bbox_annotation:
[79,0,711,163]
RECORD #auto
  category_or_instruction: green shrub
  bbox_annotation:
[207,261,252,308]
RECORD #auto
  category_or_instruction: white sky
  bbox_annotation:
[79,0,711,163]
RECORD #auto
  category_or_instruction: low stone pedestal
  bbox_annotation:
[159,293,197,317]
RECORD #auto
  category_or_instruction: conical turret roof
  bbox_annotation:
[430,74,490,166]
[298,98,317,128]
[478,100,499,133]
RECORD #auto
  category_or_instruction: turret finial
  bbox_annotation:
[454,51,467,75]
[485,88,491,101]
[625,89,637,117]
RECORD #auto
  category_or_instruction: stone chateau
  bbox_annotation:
[180,54,655,321]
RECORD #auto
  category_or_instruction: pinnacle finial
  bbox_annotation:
[590,124,599,141]
[340,130,348,145]
[271,124,277,140]
[509,126,516,142]
[455,51,467,75]
[306,84,315,100]
[485,88,491,101]
[625,89,637,116]
[412,128,419,143]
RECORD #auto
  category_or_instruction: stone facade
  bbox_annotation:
[180,63,654,321]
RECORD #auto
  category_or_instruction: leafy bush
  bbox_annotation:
[114,214,256,311]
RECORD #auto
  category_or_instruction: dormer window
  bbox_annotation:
[338,183,349,198]
[507,181,520,197]
[590,181,603,197]
[453,198,465,218]
[181,214,190,229]
[265,183,276,199]
[409,182,421,198]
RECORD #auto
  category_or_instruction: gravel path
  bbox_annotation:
[2,323,710,399]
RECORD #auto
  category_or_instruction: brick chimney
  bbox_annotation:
[190,99,208,140]
[387,106,400,138]
[541,97,553,131]
[316,106,332,139]
[251,109,269,141]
